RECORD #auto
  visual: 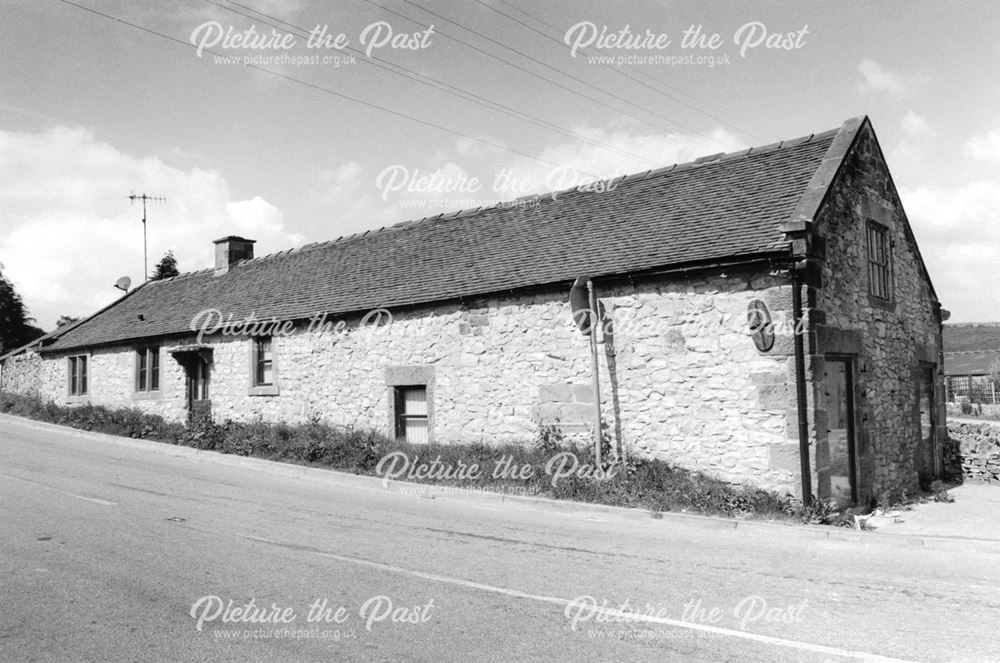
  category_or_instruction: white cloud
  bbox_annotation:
[963,128,1000,167]
[0,126,302,330]
[900,111,934,139]
[901,181,1000,321]
[531,124,744,185]
[311,161,364,208]
[858,59,926,97]
[888,111,937,177]
[309,161,398,236]
[307,123,746,236]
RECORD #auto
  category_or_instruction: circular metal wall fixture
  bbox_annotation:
[747,299,775,352]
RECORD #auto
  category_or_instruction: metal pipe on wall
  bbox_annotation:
[792,272,813,506]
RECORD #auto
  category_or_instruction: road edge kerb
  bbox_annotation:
[4,412,997,553]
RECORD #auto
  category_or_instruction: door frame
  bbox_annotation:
[170,349,212,422]
[917,361,940,482]
[823,354,859,505]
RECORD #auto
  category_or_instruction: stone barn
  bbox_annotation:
[0,116,945,505]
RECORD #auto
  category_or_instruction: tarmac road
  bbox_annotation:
[2,413,999,662]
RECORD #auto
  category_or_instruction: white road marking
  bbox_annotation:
[245,535,913,662]
[1,473,117,506]
[66,493,116,506]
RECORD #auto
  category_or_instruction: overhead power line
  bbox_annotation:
[205,0,664,168]
[54,0,602,178]
[395,0,742,149]
[481,0,776,142]
[357,0,736,149]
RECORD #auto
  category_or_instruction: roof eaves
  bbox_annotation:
[0,336,47,362]
[34,281,153,356]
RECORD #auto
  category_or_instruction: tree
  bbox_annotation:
[56,315,81,328]
[0,264,45,354]
[150,250,179,281]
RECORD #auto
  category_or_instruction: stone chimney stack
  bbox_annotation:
[213,236,256,276]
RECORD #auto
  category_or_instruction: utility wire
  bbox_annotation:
[397,0,742,149]
[54,0,600,178]
[357,0,733,148]
[491,0,780,139]
[481,0,774,142]
[206,0,664,168]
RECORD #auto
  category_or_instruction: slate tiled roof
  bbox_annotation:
[38,117,864,353]
[944,351,1000,377]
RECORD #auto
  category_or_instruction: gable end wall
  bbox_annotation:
[811,121,945,503]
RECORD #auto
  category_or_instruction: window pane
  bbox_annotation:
[254,338,273,386]
[256,359,272,386]
[80,357,87,395]
[866,224,890,299]
[150,349,160,391]
[403,387,427,415]
[138,350,147,391]
[405,418,429,444]
[195,360,209,400]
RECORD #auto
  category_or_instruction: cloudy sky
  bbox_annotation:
[1,0,997,329]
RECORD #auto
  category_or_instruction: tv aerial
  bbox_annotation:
[127,192,166,281]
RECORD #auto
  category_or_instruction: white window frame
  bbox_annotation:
[249,336,279,396]
[135,346,161,393]
[67,354,89,398]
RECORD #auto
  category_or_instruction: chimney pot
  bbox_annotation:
[213,236,255,276]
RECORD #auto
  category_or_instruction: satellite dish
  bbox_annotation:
[569,276,594,335]
[114,276,132,292]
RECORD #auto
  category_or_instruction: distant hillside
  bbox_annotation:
[943,323,1000,353]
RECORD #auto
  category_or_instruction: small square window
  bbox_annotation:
[866,222,891,300]
[68,355,88,396]
[395,386,428,444]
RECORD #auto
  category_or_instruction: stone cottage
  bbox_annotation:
[0,116,945,505]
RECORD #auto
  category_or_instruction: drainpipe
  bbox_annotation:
[792,268,812,507]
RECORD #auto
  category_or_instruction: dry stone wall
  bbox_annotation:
[945,422,1000,482]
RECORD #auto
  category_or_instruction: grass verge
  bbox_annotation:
[2,391,838,524]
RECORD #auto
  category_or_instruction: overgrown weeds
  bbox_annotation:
[1,390,849,525]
